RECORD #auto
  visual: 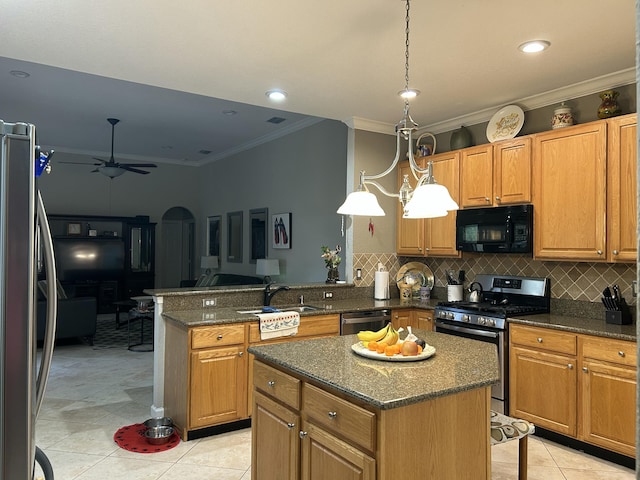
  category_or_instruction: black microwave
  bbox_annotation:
[456,204,533,253]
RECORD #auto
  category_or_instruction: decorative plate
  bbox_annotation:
[396,262,435,294]
[486,105,525,142]
[351,342,436,362]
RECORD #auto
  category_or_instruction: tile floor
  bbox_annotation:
[34,343,636,480]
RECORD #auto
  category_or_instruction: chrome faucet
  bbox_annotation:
[263,283,290,306]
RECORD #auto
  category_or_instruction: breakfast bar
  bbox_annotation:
[248,331,500,480]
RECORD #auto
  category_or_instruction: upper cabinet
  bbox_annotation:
[532,114,637,262]
[396,153,461,258]
[460,139,532,208]
[606,114,637,263]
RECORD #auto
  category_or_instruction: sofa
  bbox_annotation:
[180,273,264,288]
[37,297,98,344]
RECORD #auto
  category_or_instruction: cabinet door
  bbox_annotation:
[189,345,247,428]
[579,359,636,457]
[415,310,433,331]
[252,391,300,480]
[424,152,461,257]
[533,122,607,260]
[460,145,494,207]
[396,161,424,255]
[607,114,637,263]
[300,421,375,480]
[510,346,577,436]
[391,309,412,330]
[493,137,531,205]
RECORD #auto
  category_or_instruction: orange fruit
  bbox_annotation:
[367,341,378,351]
[384,345,395,356]
[376,342,388,354]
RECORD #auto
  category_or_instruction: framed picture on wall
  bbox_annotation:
[207,215,221,256]
[272,213,291,249]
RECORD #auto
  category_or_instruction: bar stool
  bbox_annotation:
[490,410,535,480]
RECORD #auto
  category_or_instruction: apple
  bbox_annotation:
[401,340,419,356]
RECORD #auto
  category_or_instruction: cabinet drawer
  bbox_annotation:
[580,336,637,367]
[511,325,576,355]
[303,383,376,452]
[254,361,301,410]
[191,324,246,349]
[248,314,340,344]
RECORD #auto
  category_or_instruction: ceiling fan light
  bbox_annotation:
[99,165,126,178]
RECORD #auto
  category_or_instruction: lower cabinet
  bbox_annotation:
[510,324,636,457]
[391,308,434,331]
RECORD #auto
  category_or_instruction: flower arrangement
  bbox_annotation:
[321,245,342,269]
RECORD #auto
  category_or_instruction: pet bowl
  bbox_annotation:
[143,417,173,429]
[145,426,174,445]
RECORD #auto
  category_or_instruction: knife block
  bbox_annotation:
[605,301,632,325]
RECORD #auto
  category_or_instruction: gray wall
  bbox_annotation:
[196,119,348,283]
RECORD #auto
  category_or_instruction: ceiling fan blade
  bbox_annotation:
[120,165,151,175]
[118,163,157,168]
[59,161,98,165]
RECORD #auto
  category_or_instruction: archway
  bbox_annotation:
[159,207,195,288]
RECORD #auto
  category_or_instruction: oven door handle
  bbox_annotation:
[435,321,500,339]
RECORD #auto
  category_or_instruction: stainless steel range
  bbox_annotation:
[434,274,550,413]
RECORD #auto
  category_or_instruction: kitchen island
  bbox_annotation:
[248,331,499,480]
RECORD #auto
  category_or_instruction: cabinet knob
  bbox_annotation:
[567,363,573,369]
[537,337,543,343]
[328,411,337,420]
[618,351,626,357]
[217,334,223,340]
[485,197,490,203]
[267,380,276,387]
[495,196,501,202]
[418,247,422,252]
[613,250,619,255]
[299,431,308,439]
[287,423,295,429]
[582,367,588,373]
[596,250,603,255]
[425,247,430,251]
[238,351,244,357]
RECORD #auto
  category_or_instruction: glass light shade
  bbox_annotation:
[403,184,459,218]
[256,258,280,277]
[337,191,385,216]
[98,166,126,178]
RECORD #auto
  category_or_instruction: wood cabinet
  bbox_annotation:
[510,324,637,457]
[460,144,494,207]
[533,115,637,262]
[606,114,637,262]
[391,308,434,331]
[396,153,461,257]
[188,324,248,429]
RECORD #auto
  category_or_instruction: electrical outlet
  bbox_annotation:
[202,298,217,307]
[323,291,333,299]
[356,268,362,280]
[632,281,637,297]
[202,312,217,320]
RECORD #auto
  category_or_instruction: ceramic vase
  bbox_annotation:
[326,267,339,284]
[551,102,574,129]
[597,90,621,119]
[450,126,473,150]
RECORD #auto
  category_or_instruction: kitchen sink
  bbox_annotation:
[237,305,323,314]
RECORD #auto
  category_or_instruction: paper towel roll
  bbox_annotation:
[374,271,390,300]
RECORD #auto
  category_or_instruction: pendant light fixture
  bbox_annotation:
[337,0,458,219]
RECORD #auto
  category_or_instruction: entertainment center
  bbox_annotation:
[46,214,156,313]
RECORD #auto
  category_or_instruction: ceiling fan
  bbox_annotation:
[63,118,157,178]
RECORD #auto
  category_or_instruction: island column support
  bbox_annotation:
[150,295,165,418]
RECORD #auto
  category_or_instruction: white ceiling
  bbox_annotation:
[0,0,636,169]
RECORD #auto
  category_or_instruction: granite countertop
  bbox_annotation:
[161,298,438,328]
[248,331,499,410]
[508,313,636,341]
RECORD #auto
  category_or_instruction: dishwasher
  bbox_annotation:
[340,309,391,335]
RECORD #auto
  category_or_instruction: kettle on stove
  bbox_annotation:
[468,282,483,303]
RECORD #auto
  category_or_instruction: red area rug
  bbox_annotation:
[114,423,180,453]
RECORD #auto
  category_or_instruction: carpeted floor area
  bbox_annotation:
[90,313,154,350]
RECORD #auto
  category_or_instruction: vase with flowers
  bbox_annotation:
[321,245,341,284]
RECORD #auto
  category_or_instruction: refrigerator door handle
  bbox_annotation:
[35,190,57,418]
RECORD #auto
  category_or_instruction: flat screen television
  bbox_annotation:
[54,238,125,281]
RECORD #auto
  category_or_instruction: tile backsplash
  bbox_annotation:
[353,252,636,305]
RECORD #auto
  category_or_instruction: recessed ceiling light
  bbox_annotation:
[398,88,420,100]
[266,89,287,101]
[518,40,550,53]
[9,70,30,78]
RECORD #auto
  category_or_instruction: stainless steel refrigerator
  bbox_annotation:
[0,120,57,479]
